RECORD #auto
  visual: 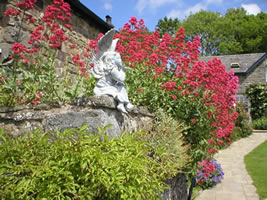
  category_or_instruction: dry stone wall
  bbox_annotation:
[0,96,154,138]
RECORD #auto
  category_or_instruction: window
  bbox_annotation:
[231,63,240,68]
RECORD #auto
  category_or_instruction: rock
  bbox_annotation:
[162,173,188,200]
[44,109,122,138]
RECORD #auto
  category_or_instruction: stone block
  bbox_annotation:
[44,109,122,138]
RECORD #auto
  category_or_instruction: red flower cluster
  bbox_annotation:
[16,0,37,10]
[4,9,20,17]
[112,17,238,152]
[6,0,72,64]
[11,43,26,54]
[198,159,215,174]
[42,0,71,25]
[184,58,239,146]
[162,82,176,91]
[32,91,42,106]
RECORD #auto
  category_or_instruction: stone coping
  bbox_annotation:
[0,96,154,117]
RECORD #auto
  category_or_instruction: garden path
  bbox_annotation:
[197,130,267,200]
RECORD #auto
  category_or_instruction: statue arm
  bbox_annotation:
[110,67,126,83]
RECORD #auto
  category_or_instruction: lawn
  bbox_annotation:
[244,140,267,200]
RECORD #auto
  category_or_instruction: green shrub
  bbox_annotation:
[231,102,253,141]
[0,126,173,200]
[246,83,267,120]
[253,117,267,130]
[141,109,191,172]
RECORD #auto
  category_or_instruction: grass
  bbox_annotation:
[244,140,267,200]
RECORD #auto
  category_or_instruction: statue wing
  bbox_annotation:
[90,29,116,79]
[95,29,115,60]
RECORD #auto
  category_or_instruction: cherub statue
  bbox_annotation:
[90,29,134,113]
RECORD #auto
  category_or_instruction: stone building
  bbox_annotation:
[0,0,113,66]
[201,53,267,104]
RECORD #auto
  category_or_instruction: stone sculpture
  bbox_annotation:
[91,29,134,113]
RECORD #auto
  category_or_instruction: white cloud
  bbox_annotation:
[185,3,207,16]
[167,2,207,19]
[167,9,184,18]
[241,4,261,15]
[166,0,223,20]
[104,0,112,11]
[135,0,177,14]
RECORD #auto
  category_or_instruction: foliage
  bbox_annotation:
[109,17,239,162]
[253,117,267,130]
[231,102,253,141]
[155,16,181,37]
[245,140,267,199]
[196,158,224,189]
[182,10,221,56]
[139,109,191,172]
[0,0,94,106]
[219,8,267,55]
[246,83,267,120]
[160,8,267,55]
[0,126,177,200]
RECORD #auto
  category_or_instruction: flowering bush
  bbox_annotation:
[107,17,239,162]
[0,0,93,106]
[196,158,224,189]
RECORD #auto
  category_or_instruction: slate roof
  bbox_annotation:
[65,0,113,33]
[200,53,267,74]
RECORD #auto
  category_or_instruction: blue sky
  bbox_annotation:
[80,0,267,31]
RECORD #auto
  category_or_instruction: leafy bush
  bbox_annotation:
[140,109,191,172]
[253,117,267,130]
[196,158,224,189]
[246,83,267,120]
[231,102,253,141]
[0,126,174,200]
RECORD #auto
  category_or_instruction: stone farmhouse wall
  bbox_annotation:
[237,59,267,94]
[0,0,112,72]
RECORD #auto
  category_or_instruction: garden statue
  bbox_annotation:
[91,29,134,113]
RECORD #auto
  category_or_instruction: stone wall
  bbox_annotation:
[238,59,267,94]
[0,96,154,138]
[0,0,112,71]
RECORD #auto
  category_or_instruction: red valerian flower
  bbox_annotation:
[16,0,37,10]
[4,9,20,16]
[70,44,76,49]
[172,95,177,100]
[208,147,217,155]
[97,33,104,41]
[64,24,72,30]
[11,43,26,54]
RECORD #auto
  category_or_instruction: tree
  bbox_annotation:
[182,10,221,56]
[156,9,267,55]
[155,16,181,37]
[218,8,266,54]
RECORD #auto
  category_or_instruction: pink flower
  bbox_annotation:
[4,9,20,16]
[11,43,26,54]
[172,95,177,100]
